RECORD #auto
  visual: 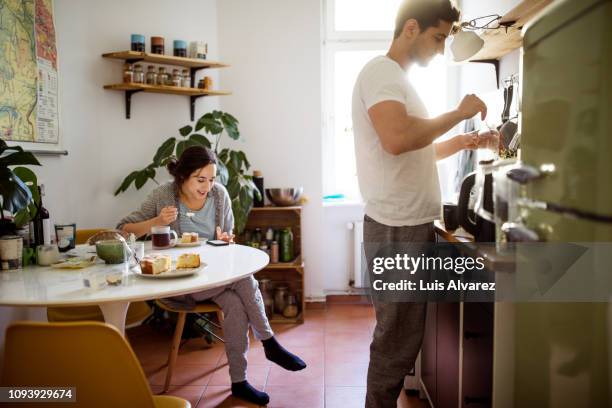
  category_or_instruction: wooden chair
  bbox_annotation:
[155,300,224,393]
[47,228,152,326]
[1,321,190,408]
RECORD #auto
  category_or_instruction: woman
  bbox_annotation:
[118,146,305,405]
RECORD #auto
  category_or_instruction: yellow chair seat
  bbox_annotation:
[153,395,191,408]
[47,301,152,325]
[1,321,191,408]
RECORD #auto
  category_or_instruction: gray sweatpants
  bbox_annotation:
[171,275,274,382]
[363,215,434,408]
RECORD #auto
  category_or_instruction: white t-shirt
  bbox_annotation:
[352,55,441,227]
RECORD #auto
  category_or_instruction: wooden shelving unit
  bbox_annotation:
[102,51,231,120]
[240,206,305,324]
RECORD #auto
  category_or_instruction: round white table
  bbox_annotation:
[0,243,269,335]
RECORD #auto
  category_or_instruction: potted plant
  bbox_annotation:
[115,110,260,233]
[0,140,41,237]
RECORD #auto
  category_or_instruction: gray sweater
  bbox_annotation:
[117,181,234,234]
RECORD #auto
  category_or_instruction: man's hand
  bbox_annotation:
[216,226,235,243]
[477,129,500,150]
[456,94,487,121]
[458,131,479,150]
[156,206,178,225]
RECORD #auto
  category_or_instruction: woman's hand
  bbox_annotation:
[156,206,178,225]
[216,226,235,243]
[459,131,479,150]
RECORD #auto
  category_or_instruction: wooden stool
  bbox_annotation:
[155,300,224,393]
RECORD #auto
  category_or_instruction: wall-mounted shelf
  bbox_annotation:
[468,0,553,85]
[102,50,231,120]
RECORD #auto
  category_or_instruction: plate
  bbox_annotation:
[134,262,206,279]
[176,240,203,248]
[52,256,98,269]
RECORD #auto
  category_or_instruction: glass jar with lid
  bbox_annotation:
[123,63,134,83]
[282,294,299,318]
[133,64,144,83]
[181,69,191,88]
[274,285,289,314]
[157,67,168,86]
[145,65,157,85]
[259,279,274,318]
[171,69,181,86]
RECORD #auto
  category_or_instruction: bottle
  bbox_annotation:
[259,279,274,318]
[145,65,157,85]
[270,241,279,263]
[158,67,168,86]
[283,294,299,318]
[279,227,294,263]
[274,285,288,314]
[133,64,144,83]
[253,170,264,207]
[181,69,191,87]
[252,228,262,244]
[265,227,274,243]
[123,63,134,83]
[171,69,181,86]
[33,185,51,246]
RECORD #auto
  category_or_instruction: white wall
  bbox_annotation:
[1,0,221,352]
[217,0,326,298]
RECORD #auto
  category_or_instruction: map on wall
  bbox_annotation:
[0,0,59,146]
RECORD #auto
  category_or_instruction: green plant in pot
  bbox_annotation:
[0,140,41,237]
[115,110,260,233]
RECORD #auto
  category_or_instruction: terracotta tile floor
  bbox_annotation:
[128,303,429,408]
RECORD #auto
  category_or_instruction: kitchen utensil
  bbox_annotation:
[265,188,303,206]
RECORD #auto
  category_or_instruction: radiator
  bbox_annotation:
[347,220,366,288]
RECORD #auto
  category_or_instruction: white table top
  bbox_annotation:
[0,243,269,307]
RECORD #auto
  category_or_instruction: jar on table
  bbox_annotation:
[181,69,191,88]
[145,65,157,85]
[171,69,181,86]
[274,285,289,314]
[123,63,134,83]
[133,64,144,83]
[158,67,168,86]
[259,279,274,318]
[283,294,299,318]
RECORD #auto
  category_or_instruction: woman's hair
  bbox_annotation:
[167,146,217,185]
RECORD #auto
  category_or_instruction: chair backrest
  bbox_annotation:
[1,321,156,408]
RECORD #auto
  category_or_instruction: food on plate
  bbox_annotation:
[181,232,199,244]
[176,253,201,269]
[140,254,171,275]
[52,256,98,269]
[86,230,130,245]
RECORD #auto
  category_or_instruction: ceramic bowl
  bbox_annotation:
[95,240,127,264]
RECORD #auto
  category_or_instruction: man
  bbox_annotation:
[351,1,495,407]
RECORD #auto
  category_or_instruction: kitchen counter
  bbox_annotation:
[434,220,515,273]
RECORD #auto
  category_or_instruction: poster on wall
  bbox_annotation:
[0,0,62,154]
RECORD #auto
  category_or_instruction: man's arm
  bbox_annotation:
[434,132,478,161]
[367,94,487,156]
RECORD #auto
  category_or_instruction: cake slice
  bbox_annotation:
[176,253,201,269]
[140,254,171,275]
[181,232,199,244]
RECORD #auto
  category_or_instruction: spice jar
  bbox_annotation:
[259,279,274,318]
[151,36,165,54]
[274,285,288,314]
[197,79,205,89]
[158,67,168,86]
[189,41,208,59]
[270,241,279,263]
[173,40,187,57]
[123,63,133,83]
[283,294,299,318]
[181,69,191,88]
[133,64,144,83]
[130,34,145,52]
[171,69,181,86]
[145,65,157,85]
[203,76,213,90]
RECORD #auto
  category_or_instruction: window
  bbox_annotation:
[322,0,458,201]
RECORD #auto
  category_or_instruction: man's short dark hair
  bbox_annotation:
[394,0,460,39]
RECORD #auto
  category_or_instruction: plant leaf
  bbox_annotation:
[134,170,149,190]
[189,134,211,148]
[216,160,229,185]
[196,113,223,135]
[115,171,139,195]
[153,138,176,166]
[179,125,193,137]
[221,112,240,140]
[0,151,41,167]
[0,167,33,213]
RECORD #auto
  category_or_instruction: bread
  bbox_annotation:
[181,232,199,244]
[176,253,200,269]
[140,254,171,275]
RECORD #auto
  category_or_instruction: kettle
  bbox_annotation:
[457,160,496,242]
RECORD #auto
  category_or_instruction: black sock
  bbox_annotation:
[262,336,307,371]
[231,381,269,405]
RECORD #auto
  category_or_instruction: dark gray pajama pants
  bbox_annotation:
[363,215,435,408]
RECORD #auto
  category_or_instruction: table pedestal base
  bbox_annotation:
[99,301,130,335]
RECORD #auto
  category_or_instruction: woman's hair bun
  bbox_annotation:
[166,158,179,176]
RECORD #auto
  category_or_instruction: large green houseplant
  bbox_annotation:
[0,140,41,236]
[115,110,260,233]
